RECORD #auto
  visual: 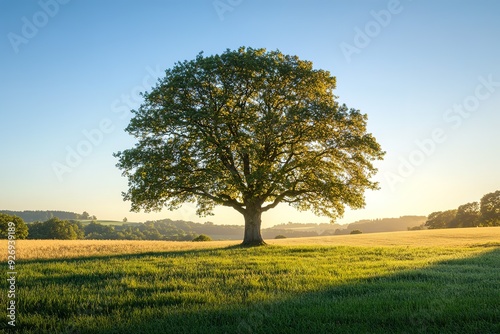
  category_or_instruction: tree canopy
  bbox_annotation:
[425,210,458,229]
[115,47,384,245]
[0,213,29,239]
[480,190,500,226]
[452,202,480,228]
[425,190,500,229]
[27,218,84,240]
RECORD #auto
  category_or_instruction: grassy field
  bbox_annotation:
[1,228,499,333]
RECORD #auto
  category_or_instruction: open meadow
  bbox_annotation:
[1,227,499,333]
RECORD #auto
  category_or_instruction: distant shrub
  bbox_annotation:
[192,234,212,242]
[274,235,287,239]
[408,224,426,231]
[350,229,362,235]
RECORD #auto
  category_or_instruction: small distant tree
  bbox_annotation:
[274,234,287,239]
[480,190,500,226]
[81,211,90,220]
[350,229,362,234]
[123,217,128,223]
[0,213,29,239]
[192,234,212,242]
[408,224,425,231]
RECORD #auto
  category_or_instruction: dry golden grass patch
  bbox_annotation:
[1,239,239,261]
[1,227,498,260]
[268,226,500,247]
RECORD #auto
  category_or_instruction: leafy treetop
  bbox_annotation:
[115,47,384,245]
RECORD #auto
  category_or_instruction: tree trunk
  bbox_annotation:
[242,206,266,246]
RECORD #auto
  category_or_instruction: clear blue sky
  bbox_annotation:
[1,0,499,227]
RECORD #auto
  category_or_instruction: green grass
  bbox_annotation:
[2,245,499,333]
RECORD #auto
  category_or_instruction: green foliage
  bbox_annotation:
[82,221,195,241]
[274,234,287,239]
[13,245,500,333]
[140,221,194,241]
[192,234,212,242]
[452,202,480,227]
[84,221,116,239]
[114,47,384,244]
[27,217,84,239]
[350,229,363,234]
[117,226,146,240]
[0,213,29,239]
[480,190,500,226]
[426,190,500,229]
[425,210,457,229]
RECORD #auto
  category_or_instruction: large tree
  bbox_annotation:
[115,47,384,246]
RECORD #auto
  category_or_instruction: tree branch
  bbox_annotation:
[261,189,308,212]
[176,186,246,215]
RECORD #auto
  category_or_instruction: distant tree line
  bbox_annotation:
[0,215,204,240]
[425,190,500,229]
[0,210,96,223]
[343,216,426,234]
[269,216,427,236]
[0,214,245,240]
[28,218,85,239]
[83,220,196,241]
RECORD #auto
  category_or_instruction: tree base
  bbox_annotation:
[240,240,267,247]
